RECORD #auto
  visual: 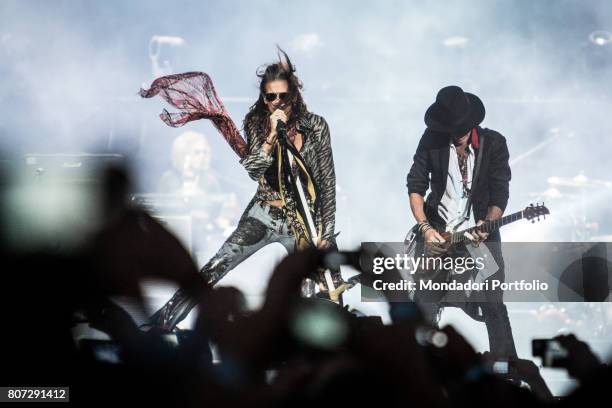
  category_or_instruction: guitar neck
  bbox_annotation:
[451,210,524,243]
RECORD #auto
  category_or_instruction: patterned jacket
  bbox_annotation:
[240,112,337,241]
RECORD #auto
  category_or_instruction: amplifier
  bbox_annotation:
[22,153,124,184]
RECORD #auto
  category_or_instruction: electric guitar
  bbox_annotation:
[404,203,550,257]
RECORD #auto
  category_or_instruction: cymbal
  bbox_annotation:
[590,235,612,242]
[528,187,575,199]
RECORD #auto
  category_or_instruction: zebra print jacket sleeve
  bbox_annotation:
[239,120,274,181]
[309,114,337,241]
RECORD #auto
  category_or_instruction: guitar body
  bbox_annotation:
[404,226,459,278]
[402,203,550,312]
[404,225,453,256]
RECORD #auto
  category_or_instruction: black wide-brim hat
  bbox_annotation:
[424,85,485,134]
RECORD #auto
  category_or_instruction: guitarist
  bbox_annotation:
[406,86,517,359]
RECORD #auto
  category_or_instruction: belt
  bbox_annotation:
[259,201,286,220]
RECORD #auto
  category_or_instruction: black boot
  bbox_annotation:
[146,288,198,332]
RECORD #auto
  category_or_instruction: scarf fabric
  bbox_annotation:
[274,126,321,249]
[139,71,319,248]
[139,72,248,158]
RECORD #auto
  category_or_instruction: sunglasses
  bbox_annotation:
[263,92,290,103]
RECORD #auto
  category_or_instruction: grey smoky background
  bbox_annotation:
[2,0,612,395]
[1,0,611,243]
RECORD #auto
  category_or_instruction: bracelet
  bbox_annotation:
[417,220,432,234]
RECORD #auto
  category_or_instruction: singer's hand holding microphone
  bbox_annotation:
[264,109,287,154]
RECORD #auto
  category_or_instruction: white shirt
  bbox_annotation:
[438,142,499,288]
[439,142,474,231]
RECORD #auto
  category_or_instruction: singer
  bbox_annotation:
[148,49,340,331]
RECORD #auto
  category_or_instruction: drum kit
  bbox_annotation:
[130,192,236,260]
[523,174,612,341]
[529,172,612,242]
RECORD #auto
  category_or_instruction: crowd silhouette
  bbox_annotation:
[0,165,609,407]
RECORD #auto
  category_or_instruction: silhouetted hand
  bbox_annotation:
[513,358,554,402]
[554,334,603,381]
[87,209,204,301]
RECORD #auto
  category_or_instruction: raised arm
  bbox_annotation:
[239,120,274,181]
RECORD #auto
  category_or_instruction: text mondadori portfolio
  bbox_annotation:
[372,279,549,292]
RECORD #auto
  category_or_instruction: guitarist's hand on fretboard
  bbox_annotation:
[469,220,489,245]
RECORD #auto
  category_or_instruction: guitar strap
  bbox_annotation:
[458,130,485,229]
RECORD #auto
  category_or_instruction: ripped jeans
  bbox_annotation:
[150,200,297,330]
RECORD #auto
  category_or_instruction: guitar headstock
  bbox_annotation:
[524,202,550,223]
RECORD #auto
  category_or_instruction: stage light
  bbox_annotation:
[584,30,612,72]
[442,36,469,48]
[589,30,612,46]
[149,35,186,78]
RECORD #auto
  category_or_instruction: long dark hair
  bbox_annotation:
[243,47,308,135]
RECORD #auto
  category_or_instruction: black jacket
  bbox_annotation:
[406,126,511,228]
